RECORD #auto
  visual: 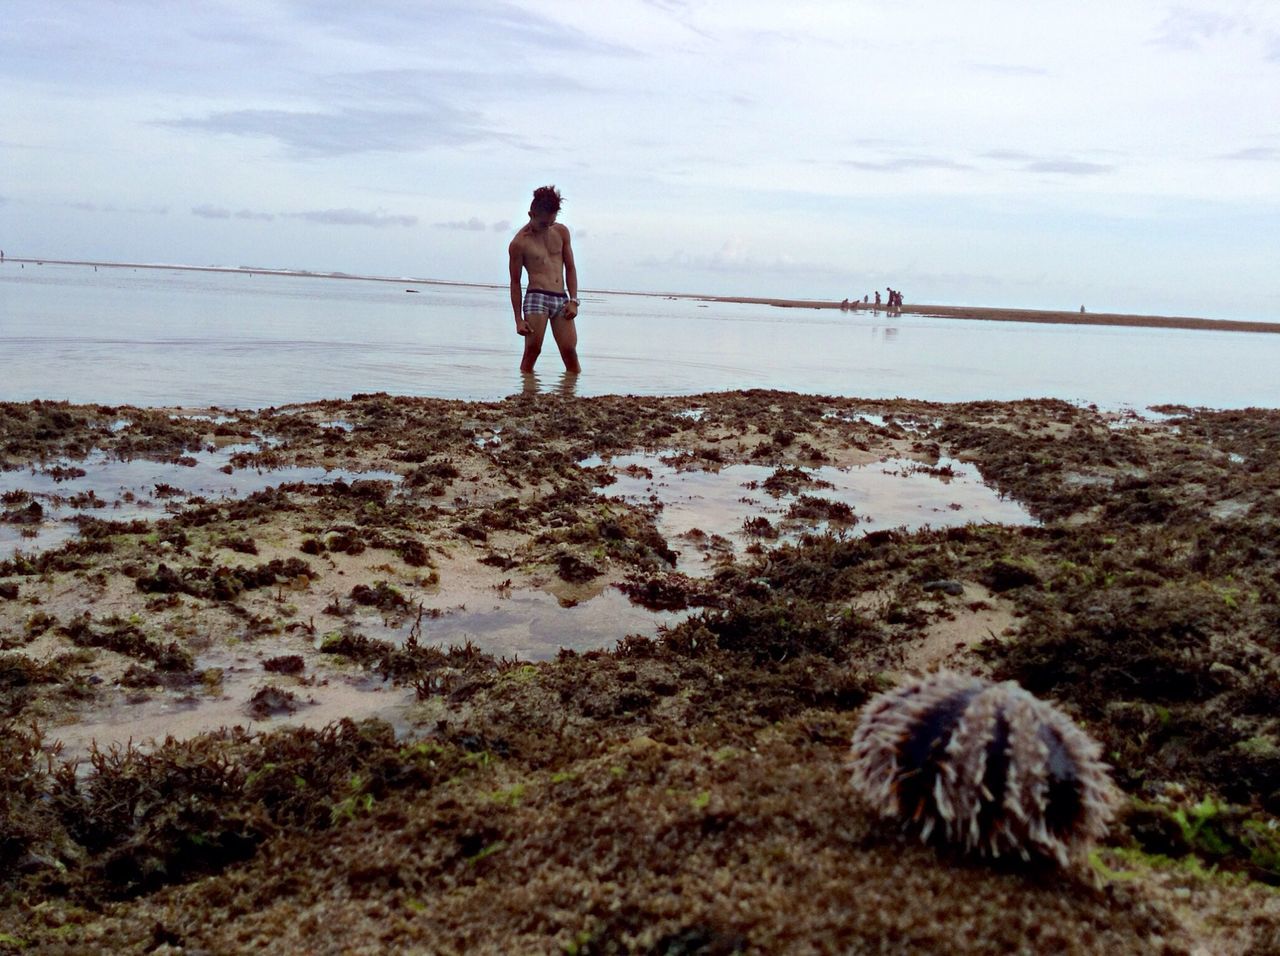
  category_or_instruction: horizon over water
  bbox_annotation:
[3,261,1279,411]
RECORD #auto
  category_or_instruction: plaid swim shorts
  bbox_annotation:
[523,287,570,319]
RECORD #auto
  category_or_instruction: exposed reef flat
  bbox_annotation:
[3,390,1280,953]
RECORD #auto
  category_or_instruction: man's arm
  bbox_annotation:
[560,226,579,319]
[508,239,529,333]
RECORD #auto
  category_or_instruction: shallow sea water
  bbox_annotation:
[4,262,1279,410]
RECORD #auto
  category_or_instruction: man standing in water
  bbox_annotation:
[509,185,580,373]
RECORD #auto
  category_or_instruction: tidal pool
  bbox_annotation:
[0,444,400,559]
[588,451,1035,575]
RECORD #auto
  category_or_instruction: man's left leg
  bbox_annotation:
[549,313,580,373]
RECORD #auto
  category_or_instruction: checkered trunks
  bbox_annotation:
[523,288,569,318]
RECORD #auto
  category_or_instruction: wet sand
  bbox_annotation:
[3,390,1280,953]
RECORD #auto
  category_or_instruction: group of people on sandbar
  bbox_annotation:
[839,288,905,313]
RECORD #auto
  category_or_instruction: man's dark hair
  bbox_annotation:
[530,185,563,215]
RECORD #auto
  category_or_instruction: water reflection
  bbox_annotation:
[516,370,580,398]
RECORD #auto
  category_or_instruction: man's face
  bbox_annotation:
[529,209,557,232]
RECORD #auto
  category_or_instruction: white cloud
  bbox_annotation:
[841,155,974,174]
[1021,159,1114,176]
[192,205,232,220]
[1150,8,1240,50]
[287,209,417,228]
[434,217,487,231]
[61,200,168,215]
[1220,147,1280,162]
[647,237,844,279]
[160,104,509,159]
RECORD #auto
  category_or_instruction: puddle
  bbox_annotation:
[41,583,685,761]
[1210,498,1252,521]
[170,413,241,426]
[0,447,400,559]
[822,411,936,432]
[587,452,1035,575]
[345,585,689,661]
[1105,407,1183,430]
[43,636,418,764]
[471,426,504,450]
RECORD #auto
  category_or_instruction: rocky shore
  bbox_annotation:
[2,390,1279,953]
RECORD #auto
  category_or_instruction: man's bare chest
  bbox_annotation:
[521,231,563,264]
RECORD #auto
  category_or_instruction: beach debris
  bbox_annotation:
[849,671,1117,866]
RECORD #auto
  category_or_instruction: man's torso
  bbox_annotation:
[514,223,567,292]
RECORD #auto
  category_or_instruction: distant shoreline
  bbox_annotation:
[6,256,1277,335]
[695,295,1280,335]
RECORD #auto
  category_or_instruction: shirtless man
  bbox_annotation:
[508,185,580,373]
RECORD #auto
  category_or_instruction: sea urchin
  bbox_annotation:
[849,671,1117,866]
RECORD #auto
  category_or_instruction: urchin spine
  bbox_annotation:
[849,671,1117,866]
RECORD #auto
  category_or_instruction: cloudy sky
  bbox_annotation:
[2,1,1278,319]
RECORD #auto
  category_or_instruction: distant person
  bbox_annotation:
[874,291,881,307]
[841,297,850,310]
[508,185,580,374]
[863,294,869,304]
[1080,305,1086,313]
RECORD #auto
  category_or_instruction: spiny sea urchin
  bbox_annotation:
[849,671,1117,866]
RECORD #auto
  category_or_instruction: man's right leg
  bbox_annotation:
[520,312,550,372]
